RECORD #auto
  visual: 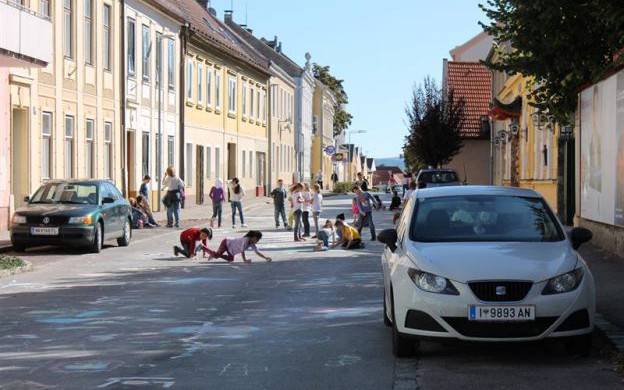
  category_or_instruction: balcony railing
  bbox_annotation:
[0,0,53,66]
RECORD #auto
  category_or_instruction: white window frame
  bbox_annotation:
[215,147,221,179]
[127,18,136,76]
[228,75,237,113]
[256,90,261,121]
[186,59,193,101]
[206,146,212,179]
[104,121,112,179]
[206,66,212,107]
[63,0,73,58]
[142,24,150,82]
[85,118,95,178]
[242,83,247,117]
[41,112,52,180]
[262,90,267,122]
[250,86,254,119]
[215,70,221,110]
[83,0,93,65]
[186,143,193,186]
[64,115,75,179]
[167,39,174,91]
[242,150,246,178]
[197,64,203,105]
[102,4,111,71]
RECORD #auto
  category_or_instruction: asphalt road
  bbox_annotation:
[0,194,622,389]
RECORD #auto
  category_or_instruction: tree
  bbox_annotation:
[403,77,465,169]
[313,64,353,136]
[480,0,624,124]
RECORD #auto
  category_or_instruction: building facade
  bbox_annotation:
[311,79,335,188]
[177,1,270,204]
[295,54,315,184]
[123,0,184,210]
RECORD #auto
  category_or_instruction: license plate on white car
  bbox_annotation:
[31,227,59,236]
[468,305,535,321]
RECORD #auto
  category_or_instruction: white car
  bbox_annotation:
[378,186,595,357]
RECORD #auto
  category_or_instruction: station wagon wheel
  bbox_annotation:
[391,288,416,357]
[117,218,131,247]
[89,221,103,253]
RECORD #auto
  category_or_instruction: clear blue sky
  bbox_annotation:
[212,0,488,158]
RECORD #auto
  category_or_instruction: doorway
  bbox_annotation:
[227,143,236,180]
[11,108,29,209]
[196,144,204,204]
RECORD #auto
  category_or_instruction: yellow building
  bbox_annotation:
[177,1,270,204]
[311,79,335,188]
[493,74,559,212]
[8,0,121,212]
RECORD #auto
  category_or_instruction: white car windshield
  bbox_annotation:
[410,195,564,242]
[30,183,99,205]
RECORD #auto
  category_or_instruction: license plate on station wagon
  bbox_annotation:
[468,305,535,321]
[31,227,59,236]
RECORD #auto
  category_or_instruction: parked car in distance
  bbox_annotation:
[415,168,462,188]
[378,186,595,357]
[10,180,132,253]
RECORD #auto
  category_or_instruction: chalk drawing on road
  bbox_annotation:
[0,380,56,389]
[89,334,117,342]
[218,363,269,377]
[50,360,123,373]
[97,377,175,388]
[324,355,361,367]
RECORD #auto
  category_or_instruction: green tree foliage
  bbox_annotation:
[313,64,353,136]
[403,77,465,169]
[480,0,624,124]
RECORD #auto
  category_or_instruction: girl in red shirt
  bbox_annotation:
[173,227,212,259]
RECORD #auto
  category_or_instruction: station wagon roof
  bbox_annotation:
[413,185,542,199]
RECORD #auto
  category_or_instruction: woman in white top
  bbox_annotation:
[228,177,247,228]
[161,166,185,228]
[302,183,312,237]
[289,183,305,242]
[311,183,323,236]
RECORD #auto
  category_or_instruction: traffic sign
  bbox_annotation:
[333,153,345,162]
[325,145,336,155]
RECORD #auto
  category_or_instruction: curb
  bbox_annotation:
[0,260,34,279]
[594,313,624,353]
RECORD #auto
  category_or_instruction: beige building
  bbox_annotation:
[1,0,53,231]
[123,0,184,210]
[7,0,120,216]
[311,79,335,188]
[177,1,270,204]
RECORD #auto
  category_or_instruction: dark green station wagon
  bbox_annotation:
[10,180,132,253]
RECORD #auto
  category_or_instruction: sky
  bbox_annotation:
[211,0,488,159]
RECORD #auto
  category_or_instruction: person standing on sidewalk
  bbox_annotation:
[162,167,185,228]
[311,184,323,237]
[139,175,151,202]
[289,183,305,242]
[353,185,378,241]
[228,178,247,229]
[209,178,225,228]
[302,183,312,237]
[271,179,289,229]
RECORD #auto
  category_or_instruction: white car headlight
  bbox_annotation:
[542,268,584,295]
[68,216,93,225]
[407,268,459,295]
[12,215,26,224]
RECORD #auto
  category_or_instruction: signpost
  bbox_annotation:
[325,145,336,155]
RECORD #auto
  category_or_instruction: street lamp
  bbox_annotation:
[347,129,367,181]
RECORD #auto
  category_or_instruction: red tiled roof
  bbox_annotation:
[446,61,492,138]
[175,0,270,74]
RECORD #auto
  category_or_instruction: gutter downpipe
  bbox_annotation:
[179,23,189,183]
[267,79,273,194]
[120,0,127,196]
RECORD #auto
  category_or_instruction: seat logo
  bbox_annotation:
[495,286,507,295]
[43,217,50,225]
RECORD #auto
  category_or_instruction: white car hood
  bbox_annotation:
[407,241,577,283]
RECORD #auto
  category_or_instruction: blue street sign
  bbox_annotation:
[325,145,336,155]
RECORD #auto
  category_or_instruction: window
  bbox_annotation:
[167,39,174,90]
[186,60,192,101]
[262,90,266,122]
[63,0,73,58]
[228,76,236,113]
[142,25,150,82]
[127,18,136,76]
[249,151,253,178]
[104,121,112,179]
[186,143,193,186]
[257,90,261,121]
[40,0,50,18]
[215,147,221,179]
[197,64,203,104]
[102,4,111,70]
[206,67,212,106]
[142,132,150,178]
[85,119,95,178]
[83,0,93,65]
[42,112,52,180]
[205,147,212,179]
[242,84,247,117]
[155,32,162,87]
[167,135,175,168]
[250,86,254,119]
[242,150,246,177]
[215,70,221,110]
[64,115,74,179]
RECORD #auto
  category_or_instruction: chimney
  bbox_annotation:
[209,7,217,16]
[246,28,253,34]
[196,0,209,11]
[224,9,233,22]
[276,41,282,53]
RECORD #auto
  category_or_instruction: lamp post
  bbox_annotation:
[347,129,367,182]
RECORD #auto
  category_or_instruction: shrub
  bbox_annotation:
[0,255,25,270]
[332,182,353,193]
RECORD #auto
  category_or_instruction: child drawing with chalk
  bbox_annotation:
[203,230,272,263]
[173,227,212,259]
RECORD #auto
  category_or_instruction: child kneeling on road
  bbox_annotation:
[314,220,336,251]
[204,230,272,263]
[334,220,364,250]
[173,227,212,259]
